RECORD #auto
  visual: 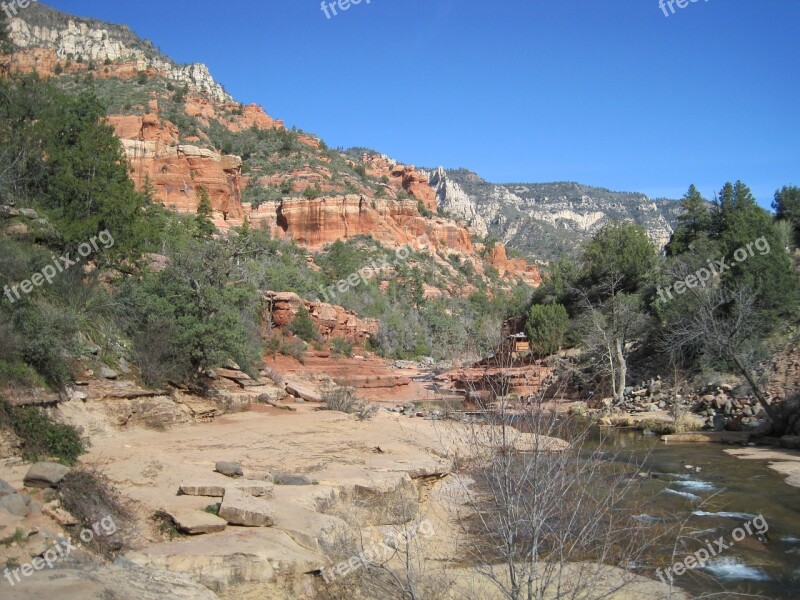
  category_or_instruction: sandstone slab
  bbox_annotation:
[0,560,221,600]
[167,508,227,535]
[24,462,69,488]
[178,481,273,498]
[125,527,321,592]
[284,381,322,403]
[218,488,275,527]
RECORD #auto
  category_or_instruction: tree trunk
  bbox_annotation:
[614,337,626,404]
[731,353,784,433]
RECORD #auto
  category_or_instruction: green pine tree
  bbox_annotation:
[773,186,800,244]
[667,184,712,255]
[194,188,217,238]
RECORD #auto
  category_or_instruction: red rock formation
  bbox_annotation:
[490,245,543,287]
[265,291,378,344]
[3,45,540,288]
[248,195,474,254]
[109,109,244,221]
[442,362,554,402]
[391,165,438,213]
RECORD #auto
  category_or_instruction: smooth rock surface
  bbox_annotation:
[218,488,275,527]
[167,508,228,535]
[215,461,243,478]
[0,478,16,498]
[273,473,312,486]
[178,481,273,498]
[0,560,221,600]
[0,493,29,517]
[23,462,70,488]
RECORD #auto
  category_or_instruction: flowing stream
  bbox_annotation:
[590,427,800,599]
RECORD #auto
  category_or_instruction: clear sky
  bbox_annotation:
[43,0,799,207]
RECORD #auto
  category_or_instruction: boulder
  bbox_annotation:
[218,488,275,527]
[215,461,243,478]
[100,367,119,380]
[24,462,69,488]
[0,479,16,498]
[778,436,800,450]
[273,473,312,486]
[284,382,322,403]
[0,493,28,517]
[166,508,228,535]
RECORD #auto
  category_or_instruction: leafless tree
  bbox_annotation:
[574,278,650,405]
[659,261,783,430]
[443,344,657,600]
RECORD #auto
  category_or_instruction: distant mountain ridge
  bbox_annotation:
[426,167,682,262]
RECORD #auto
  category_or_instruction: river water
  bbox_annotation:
[591,427,800,599]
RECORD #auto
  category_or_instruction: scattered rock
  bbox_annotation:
[0,493,28,517]
[778,436,800,450]
[218,488,275,527]
[100,367,119,380]
[713,413,727,432]
[166,508,228,535]
[24,462,69,488]
[273,473,312,486]
[214,461,243,479]
[43,505,80,527]
[42,487,58,503]
[0,479,16,498]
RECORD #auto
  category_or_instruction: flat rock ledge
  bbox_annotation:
[218,488,276,527]
[179,481,273,498]
[0,559,220,600]
[166,508,228,535]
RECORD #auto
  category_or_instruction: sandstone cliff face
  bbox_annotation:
[266,292,378,344]
[109,111,245,221]
[490,245,543,288]
[5,4,542,288]
[250,196,474,253]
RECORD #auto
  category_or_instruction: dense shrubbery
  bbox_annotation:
[525,304,569,357]
[529,181,800,410]
[0,397,85,465]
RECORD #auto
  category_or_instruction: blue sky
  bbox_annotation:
[43,0,799,207]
